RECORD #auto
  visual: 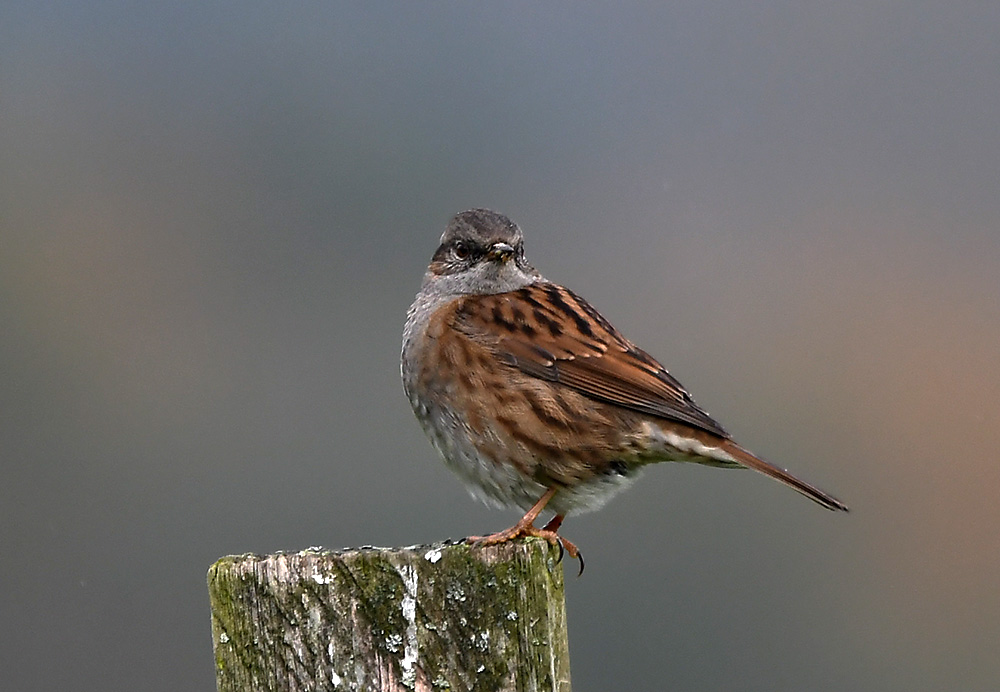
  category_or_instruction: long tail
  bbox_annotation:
[719,440,849,512]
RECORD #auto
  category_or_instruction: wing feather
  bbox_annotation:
[454,282,730,438]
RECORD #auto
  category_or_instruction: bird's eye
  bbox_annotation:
[453,242,471,260]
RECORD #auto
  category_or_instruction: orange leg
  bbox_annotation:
[541,514,564,532]
[469,488,584,575]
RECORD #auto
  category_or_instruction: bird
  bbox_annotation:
[401,209,847,570]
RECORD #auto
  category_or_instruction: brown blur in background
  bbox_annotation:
[2,4,999,691]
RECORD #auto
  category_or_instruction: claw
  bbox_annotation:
[466,489,586,575]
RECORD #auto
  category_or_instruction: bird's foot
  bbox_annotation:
[469,515,584,575]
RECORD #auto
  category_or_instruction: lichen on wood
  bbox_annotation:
[208,539,571,692]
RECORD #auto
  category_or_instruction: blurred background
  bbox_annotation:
[3,3,999,690]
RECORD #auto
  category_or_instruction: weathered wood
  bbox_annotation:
[208,539,571,692]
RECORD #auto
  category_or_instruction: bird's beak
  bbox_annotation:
[487,242,515,262]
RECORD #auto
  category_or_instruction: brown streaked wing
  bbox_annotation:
[453,282,730,438]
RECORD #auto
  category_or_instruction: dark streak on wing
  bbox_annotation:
[453,282,730,438]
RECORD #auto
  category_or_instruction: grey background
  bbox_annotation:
[3,3,999,691]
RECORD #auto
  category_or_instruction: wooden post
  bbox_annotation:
[208,539,571,692]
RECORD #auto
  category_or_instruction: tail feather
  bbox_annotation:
[720,440,849,512]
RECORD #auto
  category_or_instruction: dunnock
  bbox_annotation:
[402,209,847,568]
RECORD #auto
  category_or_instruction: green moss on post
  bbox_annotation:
[208,539,571,692]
